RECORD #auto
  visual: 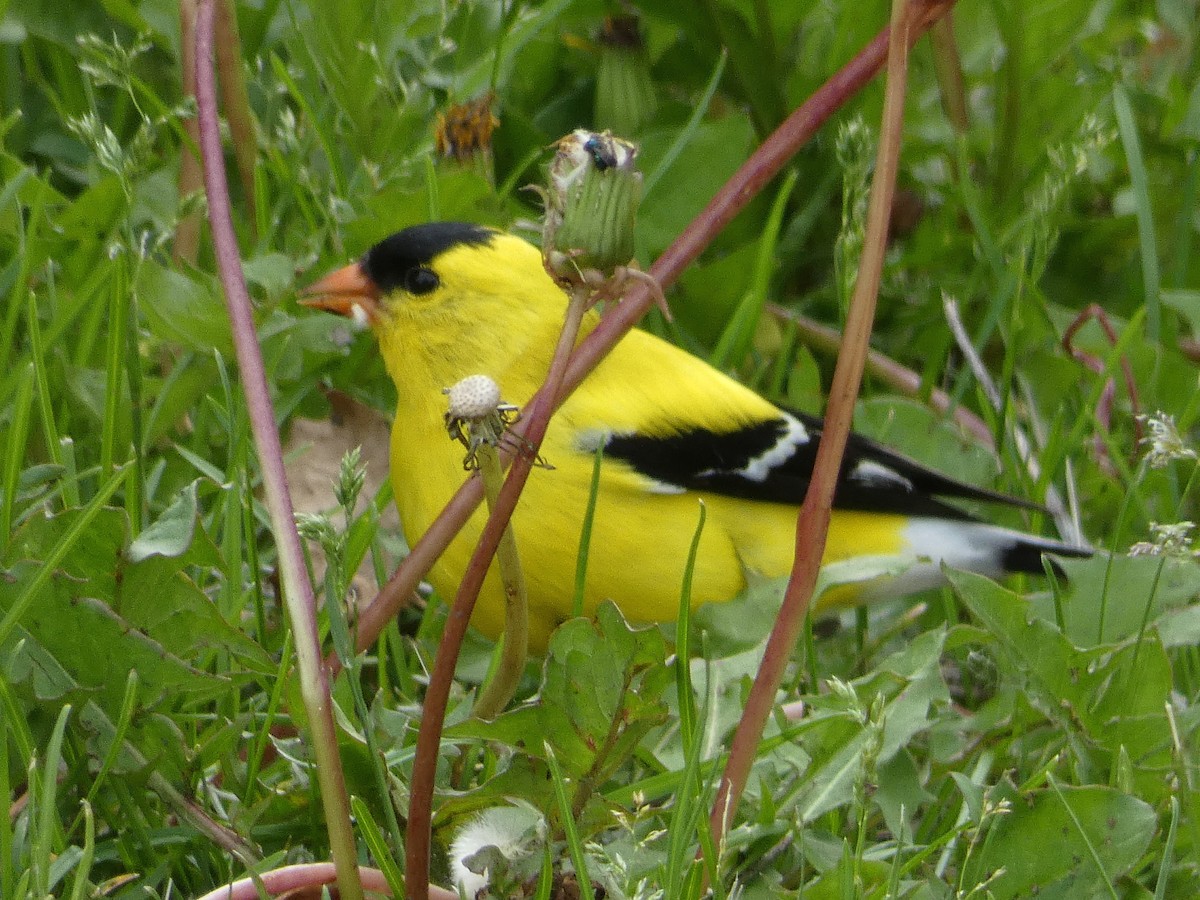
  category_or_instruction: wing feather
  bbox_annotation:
[597,408,1041,520]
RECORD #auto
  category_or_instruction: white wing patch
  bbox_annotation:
[645,480,687,495]
[698,412,810,482]
[849,459,915,492]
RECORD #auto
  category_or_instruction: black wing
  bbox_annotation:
[600,408,1041,521]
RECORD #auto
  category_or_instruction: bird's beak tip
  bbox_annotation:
[299,262,380,325]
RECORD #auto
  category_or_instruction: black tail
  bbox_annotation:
[1000,534,1092,577]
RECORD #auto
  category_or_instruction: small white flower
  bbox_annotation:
[1139,412,1197,469]
[1129,521,1198,558]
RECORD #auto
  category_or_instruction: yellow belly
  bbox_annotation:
[393,423,909,652]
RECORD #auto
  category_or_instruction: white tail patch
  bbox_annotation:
[849,458,914,492]
[857,518,1070,600]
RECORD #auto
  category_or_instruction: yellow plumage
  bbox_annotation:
[304,223,1086,652]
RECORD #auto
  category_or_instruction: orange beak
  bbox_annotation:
[299,262,381,325]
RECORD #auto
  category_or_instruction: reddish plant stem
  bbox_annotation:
[768,302,995,448]
[193,864,458,900]
[404,294,588,900]
[1062,302,1144,470]
[709,0,922,859]
[194,3,361,898]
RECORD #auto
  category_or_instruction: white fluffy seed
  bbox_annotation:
[445,374,503,420]
[450,805,542,897]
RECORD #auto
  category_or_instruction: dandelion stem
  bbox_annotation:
[472,440,530,720]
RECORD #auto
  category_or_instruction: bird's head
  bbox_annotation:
[302,222,570,399]
[301,222,559,329]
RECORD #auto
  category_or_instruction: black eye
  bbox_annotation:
[405,266,439,295]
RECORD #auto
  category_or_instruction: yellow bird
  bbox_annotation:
[304,222,1089,652]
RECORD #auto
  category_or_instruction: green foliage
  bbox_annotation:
[2,0,1200,896]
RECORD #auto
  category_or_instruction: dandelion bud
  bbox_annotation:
[542,129,641,284]
[595,15,656,136]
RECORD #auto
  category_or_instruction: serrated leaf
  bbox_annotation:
[1,559,225,710]
[951,568,1175,801]
[949,569,1095,716]
[3,506,270,713]
[1,628,78,701]
[453,601,669,783]
[118,555,273,674]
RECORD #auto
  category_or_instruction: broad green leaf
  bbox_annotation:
[136,261,234,355]
[127,479,201,562]
[1,624,78,702]
[636,116,757,255]
[1033,553,1200,646]
[242,252,295,302]
[1,557,224,710]
[4,505,270,714]
[951,568,1175,800]
[872,749,933,840]
[950,569,1100,716]
[539,601,670,779]
[117,555,272,674]
[961,784,1155,899]
[453,601,669,785]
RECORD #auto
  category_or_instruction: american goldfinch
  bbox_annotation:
[304,222,1090,651]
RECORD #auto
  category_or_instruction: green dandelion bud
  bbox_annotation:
[595,15,656,136]
[542,129,642,284]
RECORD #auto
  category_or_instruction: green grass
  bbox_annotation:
[2,0,1200,896]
